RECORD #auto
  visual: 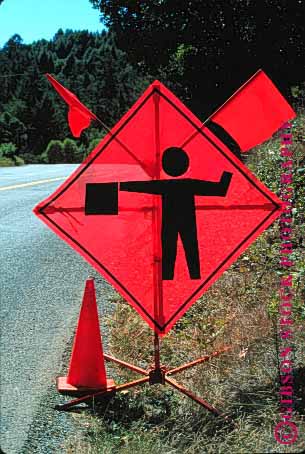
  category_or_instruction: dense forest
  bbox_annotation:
[0,0,304,165]
[90,0,305,113]
[0,30,148,164]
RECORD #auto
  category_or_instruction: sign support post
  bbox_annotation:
[150,84,165,384]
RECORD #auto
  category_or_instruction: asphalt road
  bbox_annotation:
[0,165,113,453]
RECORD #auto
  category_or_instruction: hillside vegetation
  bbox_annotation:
[0,30,147,165]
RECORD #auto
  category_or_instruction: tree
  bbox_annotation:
[90,0,305,117]
[0,28,145,161]
[0,112,26,148]
[38,48,54,73]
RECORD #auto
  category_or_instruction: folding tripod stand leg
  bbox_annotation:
[167,346,231,376]
[165,376,227,419]
[55,376,150,411]
[104,353,148,376]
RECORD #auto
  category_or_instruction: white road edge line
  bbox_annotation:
[0,177,66,191]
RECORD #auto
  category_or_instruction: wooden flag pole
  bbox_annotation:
[94,116,153,177]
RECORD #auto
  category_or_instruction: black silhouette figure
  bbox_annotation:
[85,147,232,280]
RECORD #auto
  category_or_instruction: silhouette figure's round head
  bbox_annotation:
[162,147,189,177]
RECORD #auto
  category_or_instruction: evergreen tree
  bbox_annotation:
[0,29,146,162]
[90,0,305,117]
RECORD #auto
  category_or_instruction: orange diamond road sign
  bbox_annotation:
[34,81,283,335]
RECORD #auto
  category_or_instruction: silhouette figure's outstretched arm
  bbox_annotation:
[191,171,232,196]
[120,181,164,195]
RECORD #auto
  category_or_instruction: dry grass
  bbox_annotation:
[64,246,305,453]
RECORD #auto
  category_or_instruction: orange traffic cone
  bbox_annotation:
[57,277,115,396]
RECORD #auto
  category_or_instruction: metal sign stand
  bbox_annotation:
[55,337,231,418]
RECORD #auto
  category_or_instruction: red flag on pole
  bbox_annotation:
[46,73,97,137]
[210,69,296,152]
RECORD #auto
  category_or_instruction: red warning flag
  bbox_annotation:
[46,73,97,137]
[210,70,296,152]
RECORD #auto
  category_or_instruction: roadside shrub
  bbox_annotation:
[38,151,49,164]
[89,138,101,151]
[83,137,101,160]
[0,156,14,166]
[14,156,25,166]
[63,138,82,163]
[0,142,17,160]
[0,142,24,166]
[45,140,64,164]
[21,152,42,164]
